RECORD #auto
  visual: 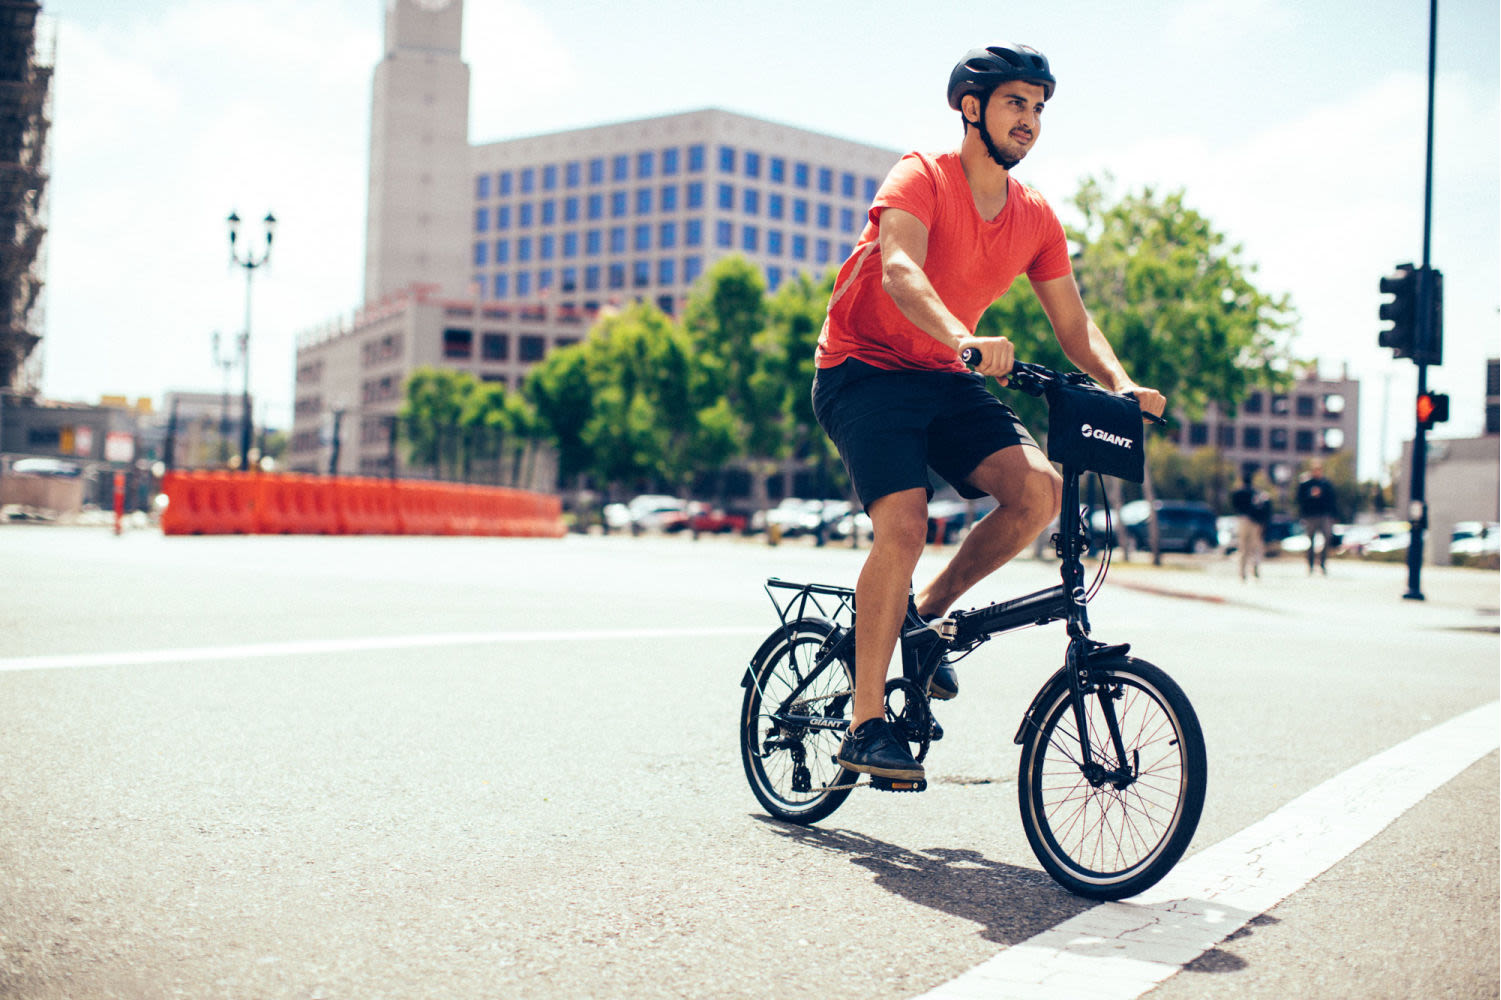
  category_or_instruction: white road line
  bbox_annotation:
[0,625,768,673]
[918,700,1500,1000]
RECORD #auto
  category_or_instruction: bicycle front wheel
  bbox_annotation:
[1017,656,1206,900]
[740,618,857,824]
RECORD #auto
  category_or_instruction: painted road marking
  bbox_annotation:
[0,625,768,673]
[917,700,1500,1000]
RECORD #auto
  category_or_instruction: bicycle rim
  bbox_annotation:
[1019,659,1206,899]
[740,620,856,824]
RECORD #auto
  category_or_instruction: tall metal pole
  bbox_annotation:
[227,211,275,471]
[1403,0,1438,601]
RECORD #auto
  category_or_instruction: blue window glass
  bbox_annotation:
[658,258,676,284]
[612,155,629,181]
[744,151,760,178]
[741,225,758,252]
[718,145,736,173]
[793,199,808,224]
[840,208,856,233]
[634,224,651,251]
[635,187,652,215]
[817,167,832,193]
[587,193,603,220]
[632,260,650,287]
[792,234,807,260]
[585,265,600,291]
[588,158,605,184]
[716,220,734,247]
[563,232,579,258]
[519,203,534,227]
[817,203,831,229]
[662,147,680,175]
[473,241,488,266]
[543,164,558,190]
[611,191,627,218]
[768,193,784,220]
[608,264,625,289]
[743,189,759,215]
[609,226,626,253]
[541,200,556,226]
[474,207,490,232]
[794,162,810,188]
[476,174,491,200]
[517,271,532,297]
[637,151,654,179]
[493,272,509,298]
[562,266,578,291]
[497,205,511,230]
[685,219,703,247]
[494,238,510,263]
[864,177,879,202]
[686,182,704,209]
[586,230,602,255]
[659,221,677,249]
[499,171,513,196]
[540,234,555,260]
[841,172,855,198]
[684,255,703,284]
[816,239,831,264]
[564,197,580,223]
[520,167,536,194]
[717,184,734,210]
[660,185,678,212]
[767,266,782,291]
[838,242,853,260]
[687,144,705,172]
[565,161,582,187]
[769,157,785,183]
[517,236,533,262]
[767,230,783,256]
[538,268,553,290]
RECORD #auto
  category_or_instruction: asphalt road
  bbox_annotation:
[1,525,1496,999]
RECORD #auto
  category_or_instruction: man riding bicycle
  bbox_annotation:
[812,43,1167,782]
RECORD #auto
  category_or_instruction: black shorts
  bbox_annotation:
[812,358,1040,509]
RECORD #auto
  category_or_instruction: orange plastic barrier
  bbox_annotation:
[160,472,562,538]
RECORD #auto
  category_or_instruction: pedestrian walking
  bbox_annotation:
[1229,470,1272,581]
[1296,460,1338,574]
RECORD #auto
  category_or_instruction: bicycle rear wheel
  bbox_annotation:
[740,618,857,824]
[1017,656,1206,900]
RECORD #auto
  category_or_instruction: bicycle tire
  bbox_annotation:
[740,618,857,824]
[1017,656,1206,900]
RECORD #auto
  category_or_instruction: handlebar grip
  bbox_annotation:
[960,347,981,367]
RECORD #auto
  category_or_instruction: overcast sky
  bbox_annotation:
[35,0,1501,480]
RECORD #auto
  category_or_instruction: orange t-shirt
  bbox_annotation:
[815,151,1073,372]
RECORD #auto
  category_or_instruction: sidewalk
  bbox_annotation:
[1102,551,1499,632]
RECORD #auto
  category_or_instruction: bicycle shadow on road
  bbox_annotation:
[754,816,1095,946]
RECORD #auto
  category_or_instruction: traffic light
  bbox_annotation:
[1378,263,1418,358]
[1416,391,1449,429]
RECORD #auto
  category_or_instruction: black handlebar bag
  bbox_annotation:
[1043,382,1145,483]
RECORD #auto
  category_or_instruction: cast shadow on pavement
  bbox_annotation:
[754,816,1094,946]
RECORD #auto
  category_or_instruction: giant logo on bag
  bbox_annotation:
[1080,423,1135,449]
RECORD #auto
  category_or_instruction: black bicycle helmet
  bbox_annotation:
[946,43,1056,109]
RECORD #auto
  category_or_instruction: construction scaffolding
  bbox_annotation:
[0,0,49,393]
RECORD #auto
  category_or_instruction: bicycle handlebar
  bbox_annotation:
[959,347,1166,425]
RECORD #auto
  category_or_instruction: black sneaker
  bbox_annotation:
[836,719,924,780]
[929,661,959,701]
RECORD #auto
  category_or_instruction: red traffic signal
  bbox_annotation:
[1416,392,1449,429]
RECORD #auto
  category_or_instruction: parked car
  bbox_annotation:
[682,503,747,535]
[1100,500,1220,554]
[604,494,688,533]
[927,497,998,544]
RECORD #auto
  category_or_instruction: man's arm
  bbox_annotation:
[1032,274,1167,418]
[877,208,1016,378]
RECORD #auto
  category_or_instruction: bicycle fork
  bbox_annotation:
[1064,638,1137,789]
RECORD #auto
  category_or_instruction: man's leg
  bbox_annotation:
[915,445,1061,619]
[850,487,929,729]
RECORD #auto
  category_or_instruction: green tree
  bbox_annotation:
[765,269,842,496]
[401,366,478,479]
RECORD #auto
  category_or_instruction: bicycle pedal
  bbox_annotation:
[870,776,928,793]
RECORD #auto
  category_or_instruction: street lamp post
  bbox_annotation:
[210,330,242,467]
[226,210,276,469]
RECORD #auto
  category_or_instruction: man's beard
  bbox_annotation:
[977,118,1024,170]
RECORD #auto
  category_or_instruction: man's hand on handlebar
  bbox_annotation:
[956,336,1014,382]
[1118,384,1167,421]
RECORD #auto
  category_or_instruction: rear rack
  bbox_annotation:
[765,577,855,631]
